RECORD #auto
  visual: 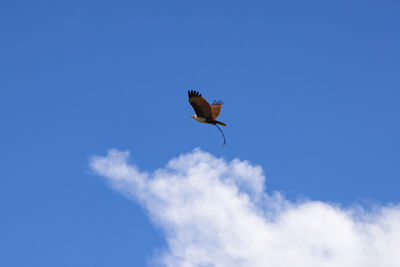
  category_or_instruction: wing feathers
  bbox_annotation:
[211,100,224,105]
[211,100,224,119]
[188,90,213,119]
[188,90,202,98]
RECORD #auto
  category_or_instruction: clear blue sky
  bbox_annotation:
[1,1,399,266]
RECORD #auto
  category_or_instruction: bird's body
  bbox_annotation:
[188,90,227,145]
[191,114,207,123]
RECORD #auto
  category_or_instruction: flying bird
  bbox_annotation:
[188,90,227,145]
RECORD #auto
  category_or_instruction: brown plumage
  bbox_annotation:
[188,90,227,145]
[211,100,223,121]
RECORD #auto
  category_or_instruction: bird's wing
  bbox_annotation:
[188,90,213,119]
[211,100,224,120]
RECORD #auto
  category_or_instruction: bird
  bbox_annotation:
[188,90,227,145]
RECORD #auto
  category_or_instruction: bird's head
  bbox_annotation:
[190,114,197,120]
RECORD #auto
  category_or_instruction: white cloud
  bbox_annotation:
[90,148,400,267]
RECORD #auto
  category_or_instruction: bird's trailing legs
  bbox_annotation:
[215,124,226,146]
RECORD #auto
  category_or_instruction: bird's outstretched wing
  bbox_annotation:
[188,90,213,119]
[211,100,224,120]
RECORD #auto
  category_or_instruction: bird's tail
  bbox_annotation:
[214,120,227,126]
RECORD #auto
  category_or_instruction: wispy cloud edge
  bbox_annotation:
[90,148,400,267]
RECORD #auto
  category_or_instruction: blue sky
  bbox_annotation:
[1,1,400,266]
